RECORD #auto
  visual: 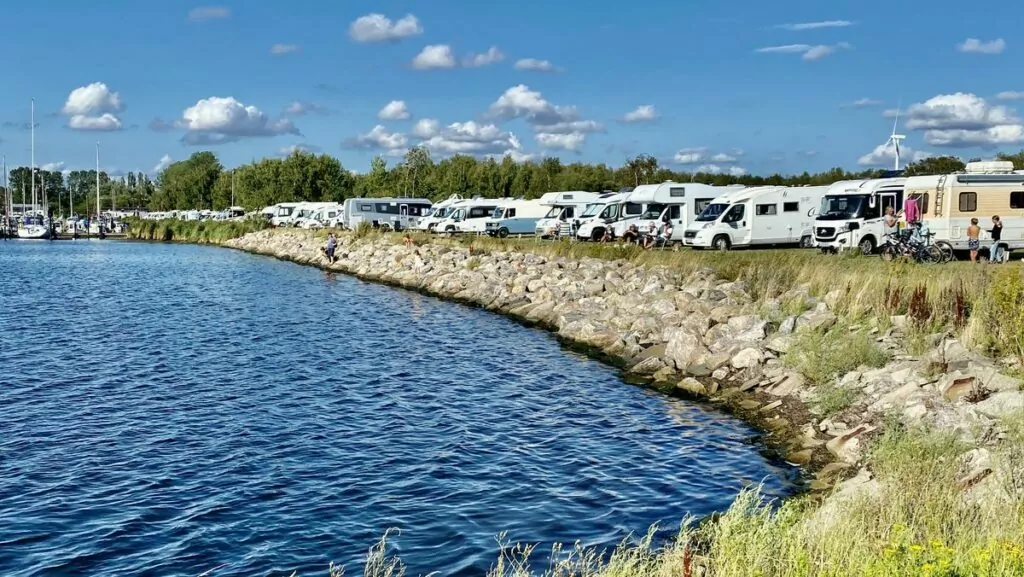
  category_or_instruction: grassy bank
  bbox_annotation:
[126,218,269,244]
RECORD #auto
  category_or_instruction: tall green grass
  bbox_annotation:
[126,218,269,243]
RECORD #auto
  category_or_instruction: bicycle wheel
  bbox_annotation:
[920,245,943,263]
[933,240,955,263]
[881,244,899,262]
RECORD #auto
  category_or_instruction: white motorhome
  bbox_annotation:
[267,202,302,227]
[298,203,344,229]
[574,191,637,241]
[631,182,743,244]
[813,177,906,254]
[904,161,1024,256]
[286,202,339,228]
[342,197,432,231]
[687,185,829,250]
[484,198,549,237]
[683,187,753,246]
[532,191,604,238]
[416,193,465,232]
[433,197,507,234]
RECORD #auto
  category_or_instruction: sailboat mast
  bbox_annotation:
[95,142,100,219]
[30,98,35,213]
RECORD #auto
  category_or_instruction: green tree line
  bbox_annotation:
[4,149,1024,214]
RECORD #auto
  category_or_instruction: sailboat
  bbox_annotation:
[17,98,49,239]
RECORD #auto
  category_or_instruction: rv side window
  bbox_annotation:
[756,204,777,216]
[723,205,745,223]
[959,192,977,212]
[600,205,618,220]
[783,202,799,212]
[506,208,516,218]
[694,199,711,215]
[1011,191,1024,209]
[623,202,643,216]
[469,207,490,218]
[359,204,373,211]
[564,207,575,218]
[669,187,685,197]
[668,205,681,220]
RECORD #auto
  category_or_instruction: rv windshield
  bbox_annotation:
[818,195,870,220]
[581,203,603,218]
[544,206,564,219]
[696,203,728,222]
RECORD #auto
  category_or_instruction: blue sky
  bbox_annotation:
[2,0,1023,177]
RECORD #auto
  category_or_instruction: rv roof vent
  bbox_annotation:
[965,160,1015,174]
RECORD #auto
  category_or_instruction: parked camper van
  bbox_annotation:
[683,187,753,247]
[484,198,548,237]
[433,197,507,234]
[687,185,828,250]
[267,203,301,226]
[904,161,1024,256]
[416,194,465,232]
[298,203,344,229]
[631,182,742,244]
[574,191,648,241]
[342,197,432,231]
[533,191,604,238]
[813,177,906,254]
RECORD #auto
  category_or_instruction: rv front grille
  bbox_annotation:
[815,226,836,239]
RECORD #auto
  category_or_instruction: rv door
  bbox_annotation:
[722,203,749,245]
[879,193,897,221]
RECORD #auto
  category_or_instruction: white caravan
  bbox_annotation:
[343,197,433,231]
[687,185,829,250]
[631,182,743,244]
[416,193,465,232]
[813,177,907,254]
[432,197,508,234]
[904,161,1024,255]
[532,191,604,238]
[484,198,549,237]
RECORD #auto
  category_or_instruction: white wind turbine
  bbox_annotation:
[886,107,906,171]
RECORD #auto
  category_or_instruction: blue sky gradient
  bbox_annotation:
[3,1,1023,177]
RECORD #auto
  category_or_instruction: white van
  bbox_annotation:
[416,194,465,232]
[298,203,344,229]
[813,178,906,254]
[433,198,507,234]
[683,187,753,246]
[574,192,640,241]
[631,182,743,244]
[484,198,549,237]
[687,185,829,250]
[532,191,604,238]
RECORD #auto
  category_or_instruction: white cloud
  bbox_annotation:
[271,44,299,55]
[179,96,299,145]
[756,42,850,61]
[857,143,932,166]
[711,153,738,163]
[536,132,586,151]
[188,6,229,22]
[673,147,707,164]
[411,45,456,69]
[847,97,882,107]
[279,144,321,156]
[153,154,172,173]
[412,118,440,138]
[283,101,328,116]
[378,100,411,120]
[898,92,1024,147]
[957,38,1005,54]
[41,161,65,171]
[68,113,122,131]
[464,46,504,67]
[696,164,747,176]
[621,105,657,123]
[345,125,408,150]
[996,91,1024,101]
[777,20,854,30]
[514,58,559,72]
[349,13,422,43]
[419,121,521,155]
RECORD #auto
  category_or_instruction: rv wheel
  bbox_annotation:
[799,235,813,248]
[497,227,509,238]
[713,235,731,251]
[379,223,392,232]
[445,225,456,234]
[591,228,605,242]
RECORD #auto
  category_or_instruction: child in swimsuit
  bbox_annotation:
[967,218,980,263]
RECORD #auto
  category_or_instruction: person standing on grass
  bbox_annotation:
[325,232,337,264]
[989,215,1003,264]
[967,218,981,263]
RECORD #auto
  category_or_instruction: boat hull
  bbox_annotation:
[17,225,50,239]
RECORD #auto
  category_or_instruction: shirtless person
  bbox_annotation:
[967,218,981,263]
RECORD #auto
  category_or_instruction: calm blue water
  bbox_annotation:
[0,240,798,576]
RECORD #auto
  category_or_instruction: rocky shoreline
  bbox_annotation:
[223,229,1024,506]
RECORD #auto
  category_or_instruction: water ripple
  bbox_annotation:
[0,241,798,576]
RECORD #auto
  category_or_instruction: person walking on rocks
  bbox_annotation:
[325,232,337,264]
[988,215,1003,264]
[967,218,981,263]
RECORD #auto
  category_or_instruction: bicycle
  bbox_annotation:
[880,231,943,263]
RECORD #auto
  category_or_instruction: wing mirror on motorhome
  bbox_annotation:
[847,222,860,231]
